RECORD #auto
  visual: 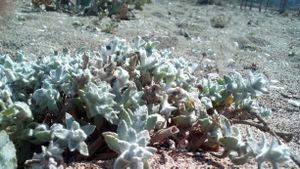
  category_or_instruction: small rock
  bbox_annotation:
[233,41,239,48]
[207,72,220,80]
[288,99,300,107]
[269,85,284,90]
[72,21,83,28]
[210,14,227,28]
[203,58,214,63]
[16,15,25,21]
[227,58,235,67]
[86,25,100,32]
[179,29,191,39]
[282,61,289,66]
[280,92,293,98]
[270,79,279,83]
[288,51,296,57]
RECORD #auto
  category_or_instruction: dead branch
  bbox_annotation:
[150,126,179,144]
[230,119,293,143]
[290,152,300,168]
[88,135,105,157]
[76,135,105,160]
[93,152,118,161]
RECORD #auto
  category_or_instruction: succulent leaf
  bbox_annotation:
[0,130,17,169]
[103,132,120,153]
[51,113,95,156]
[79,82,118,124]
[25,141,64,169]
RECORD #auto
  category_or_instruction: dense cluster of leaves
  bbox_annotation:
[0,37,292,168]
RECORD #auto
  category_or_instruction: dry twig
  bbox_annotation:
[150,126,179,144]
[230,119,293,142]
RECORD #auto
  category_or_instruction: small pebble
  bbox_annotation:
[288,99,300,107]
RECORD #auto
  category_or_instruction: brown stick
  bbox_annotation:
[187,132,208,152]
[88,135,105,157]
[76,135,105,160]
[93,152,118,161]
[248,110,292,142]
[150,126,179,144]
[290,152,300,168]
[231,119,293,143]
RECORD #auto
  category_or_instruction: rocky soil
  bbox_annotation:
[1,0,300,168]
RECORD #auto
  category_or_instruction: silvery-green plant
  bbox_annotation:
[0,130,17,169]
[103,105,158,169]
[9,123,52,147]
[0,101,32,129]
[211,117,291,168]
[199,78,224,103]
[247,129,291,169]
[79,81,119,125]
[174,110,197,127]
[116,84,144,110]
[0,36,294,168]
[112,67,131,98]
[25,141,64,169]
[0,82,13,109]
[215,116,249,159]
[199,71,272,117]
[153,62,177,87]
[32,83,60,113]
[165,87,206,127]
[125,105,163,131]
[137,47,161,70]
[108,37,129,56]
[159,94,177,117]
[225,71,272,118]
[103,120,156,169]
[223,71,268,107]
[51,113,95,156]
[143,41,160,56]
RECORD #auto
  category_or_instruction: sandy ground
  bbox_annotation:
[1,0,300,168]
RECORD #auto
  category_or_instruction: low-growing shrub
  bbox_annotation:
[0,37,294,168]
[210,14,228,28]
